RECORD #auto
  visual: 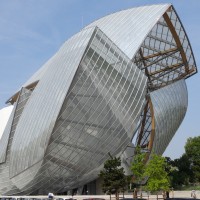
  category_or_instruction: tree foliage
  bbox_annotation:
[163,136,200,188]
[99,154,127,199]
[185,136,200,182]
[131,149,170,195]
[130,146,146,185]
[144,154,170,193]
[131,136,200,191]
[167,154,193,187]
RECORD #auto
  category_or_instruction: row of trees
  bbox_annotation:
[99,149,170,199]
[166,136,200,187]
[99,136,200,199]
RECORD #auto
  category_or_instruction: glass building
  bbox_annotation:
[0,4,197,195]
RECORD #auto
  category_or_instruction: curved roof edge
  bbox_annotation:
[84,4,171,59]
[172,5,198,75]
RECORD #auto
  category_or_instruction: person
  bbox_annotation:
[162,191,166,199]
[166,191,169,199]
[133,188,137,199]
[171,187,174,198]
[191,190,196,199]
[48,192,54,199]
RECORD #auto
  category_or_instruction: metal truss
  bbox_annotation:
[133,6,197,92]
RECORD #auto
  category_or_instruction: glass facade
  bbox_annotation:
[0,4,197,195]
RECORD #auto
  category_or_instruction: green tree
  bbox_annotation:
[99,153,127,200]
[130,146,146,197]
[130,147,146,184]
[165,157,178,187]
[185,136,200,182]
[169,154,193,187]
[144,154,170,199]
[165,154,193,188]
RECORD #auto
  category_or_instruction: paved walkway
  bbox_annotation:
[1,191,200,200]
[57,191,200,200]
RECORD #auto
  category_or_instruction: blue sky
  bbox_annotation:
[0,0,199,159]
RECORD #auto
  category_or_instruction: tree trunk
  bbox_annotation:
[115,191,119,200]
[133,188,138,199]
[140,185,142,198]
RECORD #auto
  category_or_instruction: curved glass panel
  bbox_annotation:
[84,4,170,59]
[150,79,187,155]
[9,27,147,195]
[9,27,97,179]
